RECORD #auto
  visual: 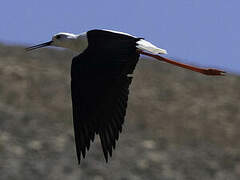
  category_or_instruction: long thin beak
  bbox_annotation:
[25,41,53,51]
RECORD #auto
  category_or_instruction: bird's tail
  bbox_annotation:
[136,39,167,55]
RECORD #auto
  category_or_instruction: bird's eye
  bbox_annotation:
[55,35,61,39]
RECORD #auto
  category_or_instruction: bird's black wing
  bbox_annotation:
[71,30,140,163]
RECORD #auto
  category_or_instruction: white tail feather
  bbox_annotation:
[136,39,167,54]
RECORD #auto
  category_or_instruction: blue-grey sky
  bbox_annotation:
[1,0,239,74]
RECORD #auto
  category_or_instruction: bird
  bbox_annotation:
[26,29,225,163]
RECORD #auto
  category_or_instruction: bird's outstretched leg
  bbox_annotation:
[137,50,226,76]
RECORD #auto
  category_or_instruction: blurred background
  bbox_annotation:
[0,0,240,180]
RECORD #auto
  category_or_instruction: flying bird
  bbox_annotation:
[26,29,225,163]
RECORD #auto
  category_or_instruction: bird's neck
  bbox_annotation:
[72,33,88,52]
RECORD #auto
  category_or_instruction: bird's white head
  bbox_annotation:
[26,32,88,52]
[51,32,77,48]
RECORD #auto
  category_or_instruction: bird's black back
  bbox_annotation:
[71,29,140,163]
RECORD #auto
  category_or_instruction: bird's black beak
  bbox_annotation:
[25,41,53,51]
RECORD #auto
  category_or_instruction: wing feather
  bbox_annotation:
[71,29,140,163]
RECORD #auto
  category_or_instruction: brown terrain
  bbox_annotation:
[0,43,240,180]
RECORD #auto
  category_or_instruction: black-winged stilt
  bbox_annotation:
[26,29,225,163]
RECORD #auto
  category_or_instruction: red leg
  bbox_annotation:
[138,50,226,76]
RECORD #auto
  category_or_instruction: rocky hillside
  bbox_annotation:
[0,43,240,180]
